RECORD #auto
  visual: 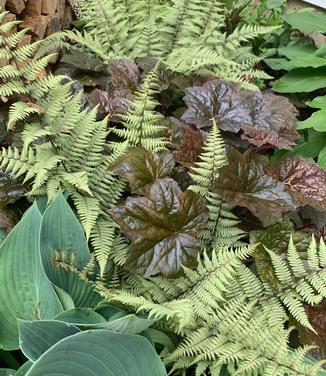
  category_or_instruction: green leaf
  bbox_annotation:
[19,320,80,362]
[214,147,296,227]
[284,8,326,33]
[306,95,326,109]
[54,308,107,325]
[271,131,326,163]
[112,178,208,277]
[0,370,15,376]
[110,147,175,194]
[95,303,125,320]
[266,0,286,9]
[318,144,326,168]
[273,67,326,93]
[54,307,157,334]
[40,192,101,308]
[25,330,167,376]
[98,314,158,334]
[16,362,32,376]
[0,203,62,350]
[297,110,326,131]
[53,286,75,311]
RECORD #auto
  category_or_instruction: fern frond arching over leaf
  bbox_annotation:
[112,64,168,152]
[189,119,245,249]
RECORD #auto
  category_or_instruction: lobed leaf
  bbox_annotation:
[214,147,296,226]
[112,178,208,277]
[266,157,326,211]
[182,79,299,149]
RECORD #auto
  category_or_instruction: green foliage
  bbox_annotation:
[0,203,62,350]
[41,0,278,89]
[96,236,326,375]
[189,119,245,249]
[112,64,168,151]
[2,5,326,376]
[284,8,326,33]
[0,12,55,101]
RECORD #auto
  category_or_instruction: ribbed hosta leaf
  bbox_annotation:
[54,307,157,334]
[25,330,167,376]
[0,203,62,350]
[40,193,101,307]
[19,320,80,362]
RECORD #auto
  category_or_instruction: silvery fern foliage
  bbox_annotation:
[41,0,277,89]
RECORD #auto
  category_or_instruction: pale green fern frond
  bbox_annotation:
[189,119,245,249]
[113,64,168,152]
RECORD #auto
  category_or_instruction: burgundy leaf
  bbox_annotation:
[107,59,140,90]
[168,118,205,168]
[214,147,296,226]
[266,157,326,211]
[88,88,132,121]
[182,79,299,149]
[112,179,208,277]
[110,147,175,194]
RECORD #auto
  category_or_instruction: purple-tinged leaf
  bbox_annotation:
[110,147,175,194]
[266,157,326,211]
[182,79,299,149]
[112,179,208,277]
[214,147,296,226]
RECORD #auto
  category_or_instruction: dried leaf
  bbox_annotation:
[214,148,296,226]
[182,79,299,149]
[266,157,326,211]
[110,147,175,194]
[107,59,140,90]
[112,179,208,277]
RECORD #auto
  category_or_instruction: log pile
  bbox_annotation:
[1,0,74,41]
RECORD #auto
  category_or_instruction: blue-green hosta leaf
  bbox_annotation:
[53,286,75,311]
[273,67,326,93]
[54,308,158,334]
[0,203,62,350]
[95,303,125,320]
[40,193,101,308]
[16,362,32,376]
[19,320,80,362]
[25,330,167,376]
[54,308,107,325]
[284,8,326,33]
[0,370,15,375]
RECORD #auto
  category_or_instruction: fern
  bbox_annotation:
[0,75,128,276]
[112,63,168,152]
[40,0,277,88]
[189,119,245,249]
[0,12,55,100]
[92,235,326,375]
